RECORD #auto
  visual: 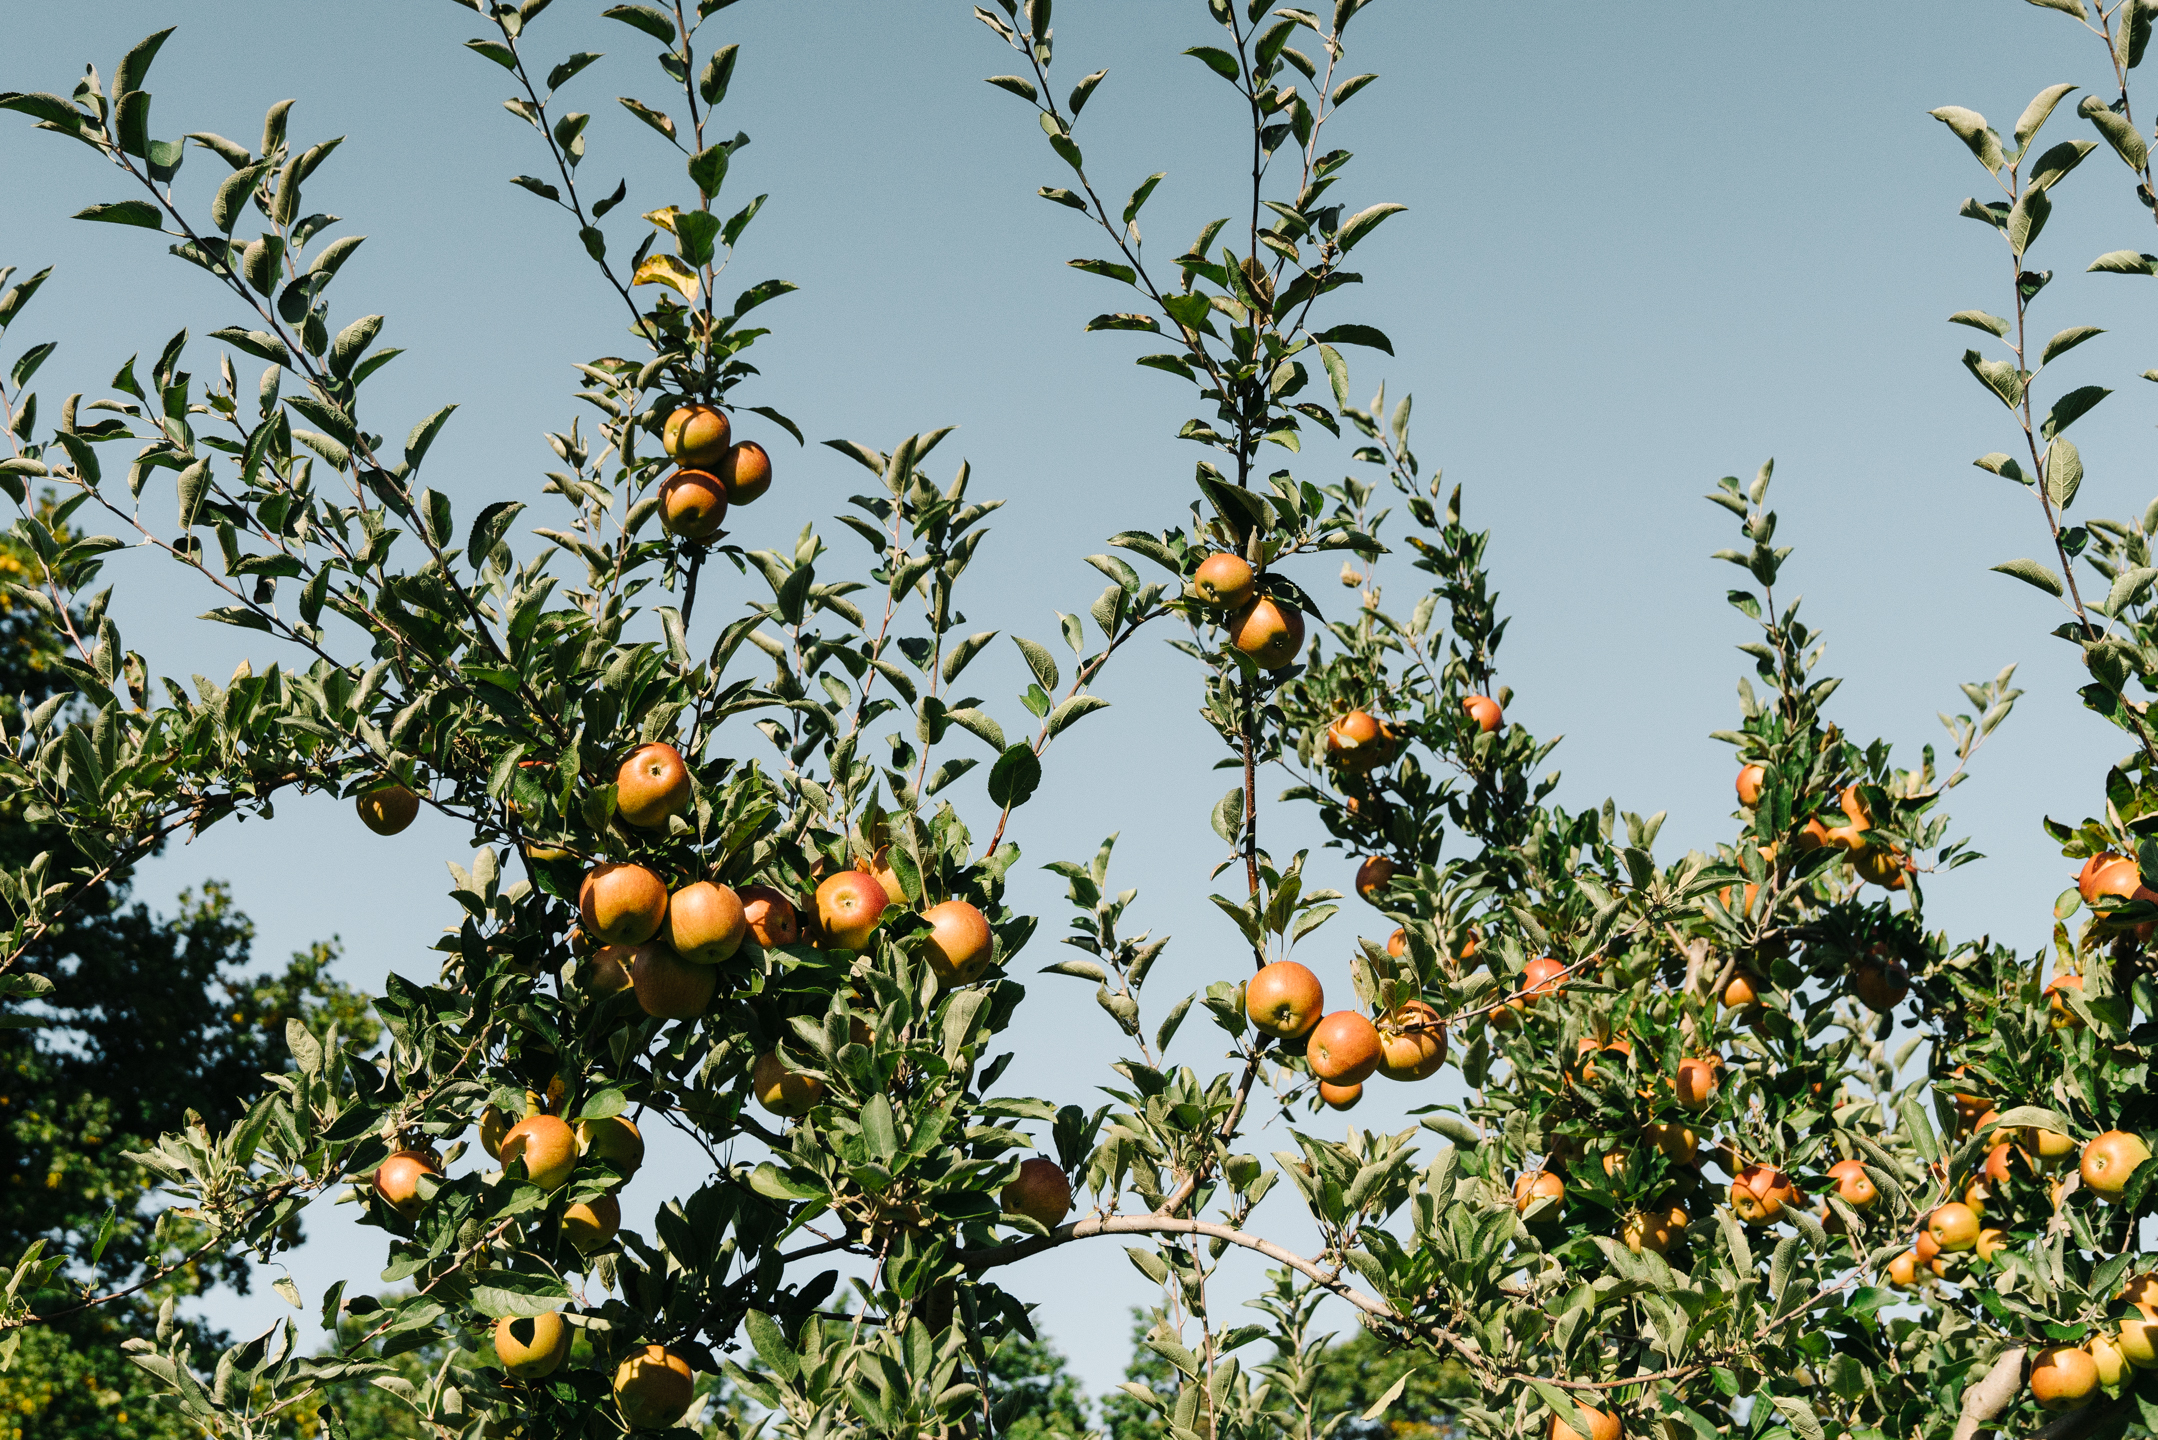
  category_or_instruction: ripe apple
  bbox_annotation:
[753,1052,826,1118]
[1385,928,1408,959]
[1644,1121,1696,1164]
[1307,1011,1382,1085]
[355,783,420,835]
[579,863,669,946]
[2047,972,2087,1031]
[1850,841,1909,890]
[1003,1157,1072,1227]
[922,899,994,985]
[2079,852,2158,905]
[373,1149,441,1218]
[1886,1250,1920,1288]
[1317,1080,1362,1111]
[2122,1273,2158,1308]
[1914,1229,1942,1265]
[1461,694,1504,733]
[2030,1345,2100,1411]
[1376,1002,1446,1081]
[667,880,748,964]
[1325,710,1393,772]
[1850,958,1908,1012]
[1192,552,1256,608]
[577,1115,644,1179]
[1522,956,1567,1004]
[864,846,906,903]
[1673,1058,1719,1110]
[2118,1305,2158,1369]
[815,870,890,952]
[501,1114,577,1190]
[494,1312,571,1380]
[1354,855,1398,903]
[1514,1168,1565,1217]
[1573,1035,1633,1085]
[1974,1227,2008,1264]
[1730,1163,1798,1225]
[1721,971,1762,1009]
[1925,1201,1980,1252]
[716,440,772,505]
[616,743,692,829]
[2091,1333,2128,1387]
[1246,960,1324,1038]
[2026,1125,2078,1166]
[740,885,801,947]
[587,945,638,996]
[1547,1404,1619,1440]
[1839,783,1874,830]
[477,1105,512,1160]
[1826,1158,1877,1208]
[2082,1129,2152,1202]
[662,403,731,465]
[1735,763,1765,807]
[1793,816,1836,851]
[658,468,728,540]
[1227,595,1306,670]
[1623,1203,1687,1255]
[563,1192,621,1252]
[614,1344,697,1430]
[630,943,717,1019]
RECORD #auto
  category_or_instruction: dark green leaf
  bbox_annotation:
[74,201,164,230]
[601,4,675,42]
[988,744,1042,809]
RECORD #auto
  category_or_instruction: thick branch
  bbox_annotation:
[1948,1346,2024,1440]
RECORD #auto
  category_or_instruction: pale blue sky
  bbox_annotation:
[4,0,2152,1402]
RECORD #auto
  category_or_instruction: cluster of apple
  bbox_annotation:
[1191,552,1306,670]
[1734,766,1912,893]
[654,402,774,541]
[1243,952,1446,1111]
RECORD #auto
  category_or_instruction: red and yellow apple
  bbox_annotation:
[1246,961,1324,1039]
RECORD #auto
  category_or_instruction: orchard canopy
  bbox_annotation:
[9,3,2158,1439]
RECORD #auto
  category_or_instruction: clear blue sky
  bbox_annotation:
[4,0,2151,1403]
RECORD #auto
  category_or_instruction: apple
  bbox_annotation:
[630,943,717,1019]
[616,743,691,829]
[658,468,728,540]
[1839,783,1874,829]
[577,1115,644,1179]
[1850,959,1908,1012]
[587,945,638,995]
[1673,1058,1719,1110]
[922,899,994,985]
[1325,710,1393,772]
[1376,1002,1446,1081]
[356,783,420,835]
[2092,1333,2128,1387]
[2030,1345,2100,1411]
[1003,1157,1072,1228]
[2079,852,2158,905]
[1850,841,1908,890]
[1522,956,1568,1004]
[614,1345,697,1430]
[373,1149,440,1218]
[1914,1229,1941,1265]
[1354,855,1398,903]
[1974,1227,2008,1264]
[1246,960,1324,1038]
[1385,928,1408,959]
[1192,552,1256,608]
[1644,1121,1696,1164]
[2047,972,2087,1031]
[1461,695,1504,733]
[1317,1081,1362,1111]
[1886,1250,1920,1288]
[662,403,731,465]
[1730,1163,1798,1225]
[1573,1035,1632,1085]
[563,1192,621,1252]
[716,440,773,505]
[501,1114,577,1190]
[1227,595,1306,669]
[2025,1125,2078,1166]
[1925,1201,1980,1251]
[1721,972,1762,1009]
[478,1105,512,1160]
[815,870,889,952]
[2083,1129,2152,1202]
[2121,1273,2158,1308]
[1793,817,1836,851]
[1623,1203,1688,1255]
[865,846,906,903]
[2118,1305,2158,1369]
[1547,1404,1618,1440]
[494,1312,571,1380]
[1826,1158,1877,1208]
[1307,1011,1382,1085]
[753,1052,826,1118]
[1735,763,1766,807]
[580,864,669,946]
[1514,1169,1565,1217]
[667,881,748,964]
[740,885,802,947]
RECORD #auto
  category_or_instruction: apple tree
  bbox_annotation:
[0,2,2156,1439]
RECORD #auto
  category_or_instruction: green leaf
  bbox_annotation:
[675,209,720,267]
[1210,786,1244,845]
[464,38,518,71]
[467,500,524,568]
[1991,557,2064,596]
[1929,105,2004,173]
[1184,46,1241,81]
[601,4,675,42]
[2026,0,2089,18]
[2091,249,2158,274]
[114,29,176,103]
[2016,82,2079,149]
[1069,69,1107,115]
[617,96,677,143]
[688,143,729,199]
[2041,324,2103,363]
[698,44,738,106]
[1948,309,2009,338]
[744,1310,801,1383]
[749,1162,824,1200]
[1045,694,1109,738]
[1332,73,1380,106]
[1318,342,1348,407]
[547,52,604,92]
[988,744,1042,809]
[861,1094,899,1162]
[1336,203,1405,251]
[2046,435,2083,508]
[74,201,164,230]
[405,405,457,470]
[470,1269,572,1318]
[1012,635,1059,692]
[2043,383,2111,438]
[986,76,1039,103]
[1313,323,1392,354]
